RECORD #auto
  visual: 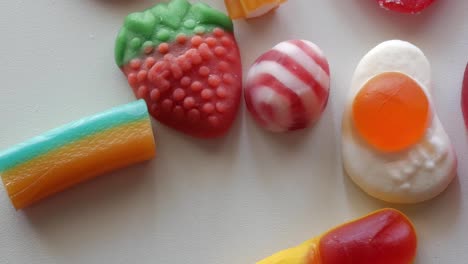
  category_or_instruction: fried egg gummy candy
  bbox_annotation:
[342,40,456,204]
[224,0,286,19]
[0,100,156,209]
[115,0,242,138]
[257,208,417,264]
[245,40,330,132]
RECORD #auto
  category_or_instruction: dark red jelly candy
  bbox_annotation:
[376,0,436,14]
[461,64,468,128]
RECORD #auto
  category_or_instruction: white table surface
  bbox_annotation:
[0,0,467,263]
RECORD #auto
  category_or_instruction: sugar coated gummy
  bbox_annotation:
[115,0,242,138]
[257,208,417,264]
[0,100,156,209]
[244,40,330,132]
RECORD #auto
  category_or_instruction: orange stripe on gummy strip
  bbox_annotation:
[352,72,430,152]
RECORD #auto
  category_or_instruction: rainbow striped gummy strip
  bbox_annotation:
[0,100,156,209]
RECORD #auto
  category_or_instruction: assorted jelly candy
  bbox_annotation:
[244,40,330,132]
[115,0,242,138]
[0,6,458,264]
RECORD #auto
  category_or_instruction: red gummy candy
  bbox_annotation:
[318,209,417,264]
[115,0,242,138]
[376,0,436,14]
[461,64,468,128]
[122,31,242,138]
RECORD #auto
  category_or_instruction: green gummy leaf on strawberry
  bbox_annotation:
[191,3,233,32]
[150,0,189,29]
[125,12,157,37]
[115,0,233,66]
[115,28,128,68]
[115,0,242,138]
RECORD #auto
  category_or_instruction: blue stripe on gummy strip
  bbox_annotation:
[0,100,149,172]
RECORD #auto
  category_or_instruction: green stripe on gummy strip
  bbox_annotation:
[0,100,149,172]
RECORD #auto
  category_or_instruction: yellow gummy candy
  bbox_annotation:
[224,0,286,19]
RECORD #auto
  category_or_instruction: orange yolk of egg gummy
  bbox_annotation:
[352,72,430,152]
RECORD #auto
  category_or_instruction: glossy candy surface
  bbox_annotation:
[0,100,156,209]
[342,40,457,204]
[376,0,436,14]
[352,72,430,152]
[245,40,330,132]
[257,209,417,264]
[461,64,468,128]
[315,209,417,264]
[116,0,242,138]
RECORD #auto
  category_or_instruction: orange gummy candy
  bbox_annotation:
[224,0,286,19]
[352,72,430,152]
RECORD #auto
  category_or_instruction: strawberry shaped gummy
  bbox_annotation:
[115,0,242,138]
[376,0,436,14]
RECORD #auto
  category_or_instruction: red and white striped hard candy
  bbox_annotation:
[244,40,330,132]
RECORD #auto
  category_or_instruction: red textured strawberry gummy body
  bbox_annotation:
[115,0,242,138]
